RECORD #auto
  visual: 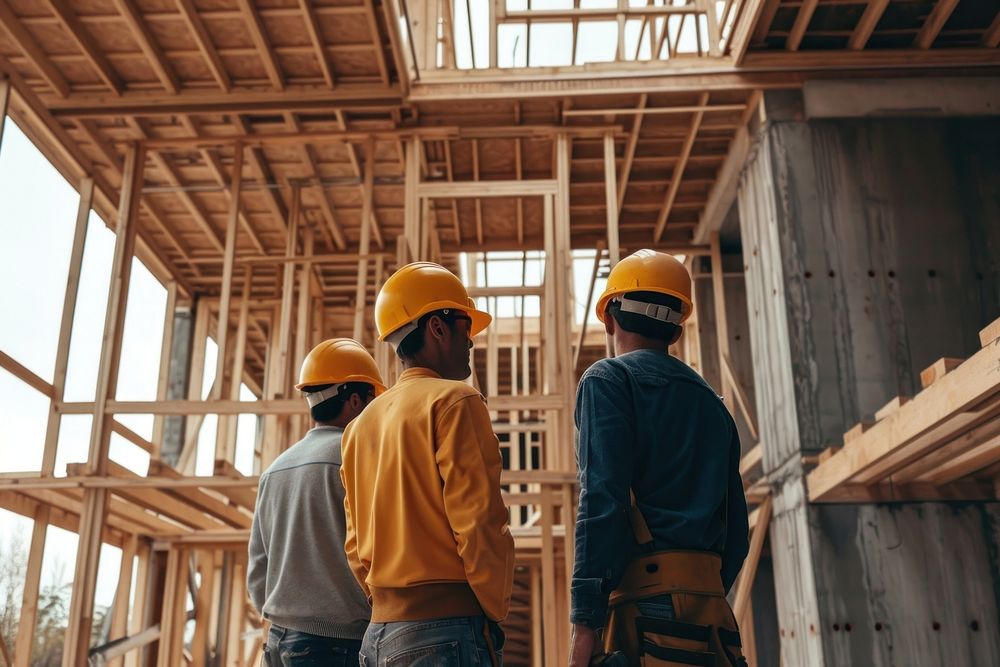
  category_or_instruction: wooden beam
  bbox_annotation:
[13,505,49,667]
[212,143,244,409]
[0,2,71,97]
[472,138,484,245]
[574,245,603,373]
[848,0,890,50]
[298,0,335,88]
[616,93,646,217]
[733,493,771,623]
[653,94,706,242]
[363,0,391,86]
[112,0,179,93]
[786,0,818,51]
[354,138,375,341]
[175,0,231,91]
[728,0,769,63]
[564,103,744,117]
[418,179,558,199]
[722,353,759,441]
[602,133,620,266]
[914,0,960,49]
[984,10,1000,48]
[47,0,124,94]
[0,350,54,398]
[236,0,285,90]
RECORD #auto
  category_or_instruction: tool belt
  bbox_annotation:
[602,550,747,667]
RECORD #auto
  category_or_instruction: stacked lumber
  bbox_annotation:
[807,316,1000,503]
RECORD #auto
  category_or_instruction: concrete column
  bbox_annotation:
[737,88,1000,666]
[160,304,195,466]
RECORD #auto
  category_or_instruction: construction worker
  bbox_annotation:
[340,261,514,666]
[248,338,386,666]
[568,249,750,667]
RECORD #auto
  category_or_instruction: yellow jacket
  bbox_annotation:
[340,367,515,622]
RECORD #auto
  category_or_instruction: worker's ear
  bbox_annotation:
[426,314,448,342]
[667,326,683,345]
[603,312,615,336]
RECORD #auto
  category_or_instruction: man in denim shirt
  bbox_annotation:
[569,250,749,667]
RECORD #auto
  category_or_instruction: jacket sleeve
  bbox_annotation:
[247,479,268,613]
[721,422,750,593]
[571,369,636,629]
[340,460,372,600]
[435,394,515,621]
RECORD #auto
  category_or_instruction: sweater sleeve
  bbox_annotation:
[721,422,750,593]
[340,461,371,600]
[247,478,268,613]
[434,394,515,621]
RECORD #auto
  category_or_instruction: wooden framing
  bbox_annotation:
[1,3,997,664]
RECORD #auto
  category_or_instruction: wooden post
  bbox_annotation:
[123,540,150,667]
[603,132,620,266]
[63,144,145,667]
[354,138,376,342]
[0,78,9,151]
[530,563,543,666]
[17,173,95,664]
[213,143,244,403]
[539,488,559,666]
[404,138,421,261]
[710,232,732,402]
[223,271,252,462]
[107,535,138,664]
[293,225,315,438]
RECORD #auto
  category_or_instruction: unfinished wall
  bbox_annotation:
[738,88,1000,666]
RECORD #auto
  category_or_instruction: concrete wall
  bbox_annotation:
[737,88,1000,666]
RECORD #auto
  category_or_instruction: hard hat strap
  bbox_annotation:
[385,321,418,350]
[304,383,347,408]
[617,296,684,324]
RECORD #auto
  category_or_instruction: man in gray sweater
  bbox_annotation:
[249,339,386,666]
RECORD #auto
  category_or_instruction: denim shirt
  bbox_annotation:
[570,349,750,629]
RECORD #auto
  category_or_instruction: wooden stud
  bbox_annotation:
[235,0,284,90]
[298,0,335,88]
[175,0,231,91]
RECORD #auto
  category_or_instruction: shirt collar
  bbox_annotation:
[398,367,443,382]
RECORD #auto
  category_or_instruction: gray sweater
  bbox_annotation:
[248,425,371,639]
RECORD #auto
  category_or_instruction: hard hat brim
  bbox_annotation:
[377,300,493,342]
[294,374,387,395]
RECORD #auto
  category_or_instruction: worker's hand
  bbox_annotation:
[569,623,599,667]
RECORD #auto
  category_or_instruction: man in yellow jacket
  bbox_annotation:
[340,261,514,666]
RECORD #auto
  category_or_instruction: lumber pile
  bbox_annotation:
[807,316,1000,503]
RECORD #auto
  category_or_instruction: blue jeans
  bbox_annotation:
[263,626,362,666]
[360,616,504,666]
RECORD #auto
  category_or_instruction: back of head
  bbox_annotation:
[595,249,693,344]
[296,338,385,422]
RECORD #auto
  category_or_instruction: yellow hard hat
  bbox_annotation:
[295,338,386,395]
[375,261,492,343]
[595,249,693,324]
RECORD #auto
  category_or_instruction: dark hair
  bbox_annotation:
[303,382,374,422]
[396,309,466,360]
[606,290,683,343]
